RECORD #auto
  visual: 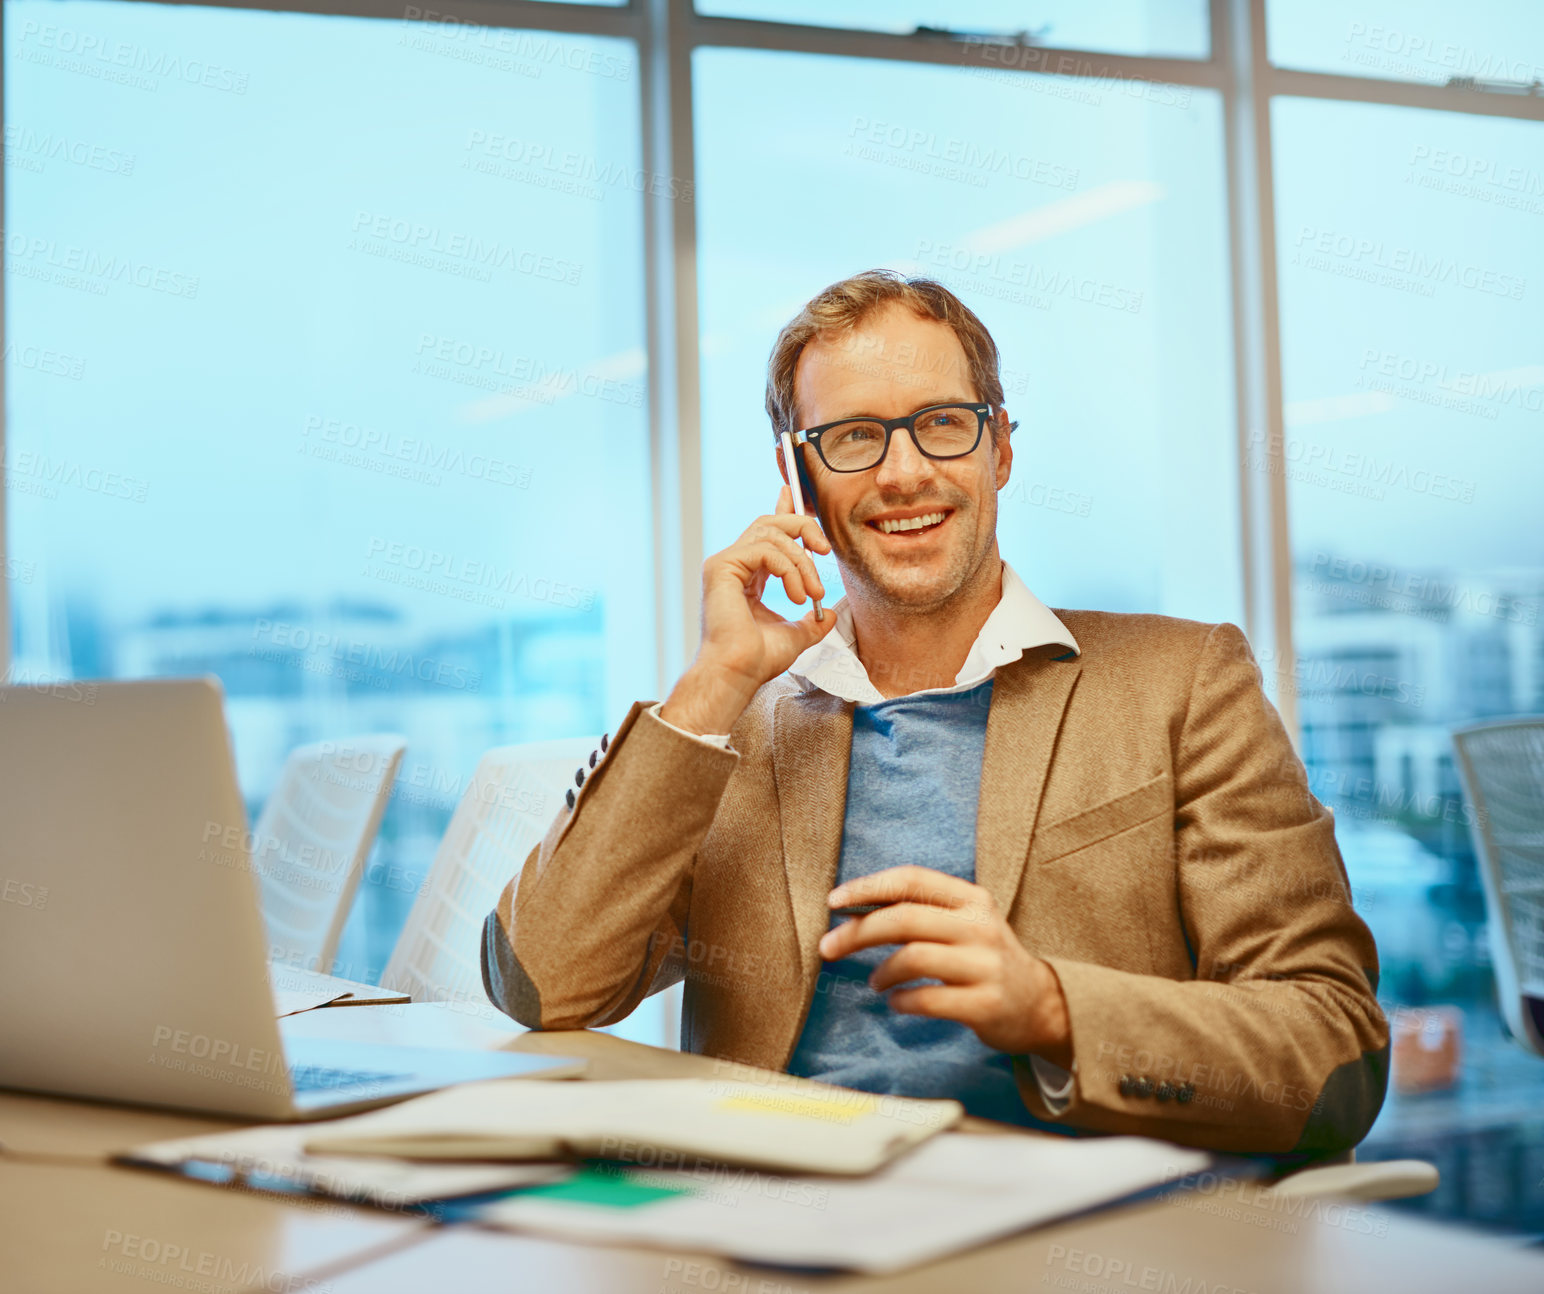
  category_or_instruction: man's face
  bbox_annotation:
[788,303,1012,615]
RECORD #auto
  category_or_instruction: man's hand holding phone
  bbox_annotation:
[660,486,838,737]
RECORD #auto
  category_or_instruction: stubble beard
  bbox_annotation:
[829,492,996,619]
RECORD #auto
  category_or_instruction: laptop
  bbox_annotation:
[0,676,582,1119]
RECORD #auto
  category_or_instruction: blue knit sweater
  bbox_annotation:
[785,679,1050,1127]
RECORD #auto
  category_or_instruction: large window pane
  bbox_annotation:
[1273,96,1544,1229]
[696,49,1239,628]
[698,1,1209,58]
[4,1,658,1033]
[1267,1,1544,87]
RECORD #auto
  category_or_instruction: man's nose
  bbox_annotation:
[874,425,934,490]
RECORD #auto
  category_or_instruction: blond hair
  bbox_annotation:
[764,269,1005,438]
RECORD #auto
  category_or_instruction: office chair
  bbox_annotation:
[252,733,406,976]
[380,737,595,1022]
[1453,717,1544,1058]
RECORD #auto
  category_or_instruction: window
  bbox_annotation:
[1274,94,1544,1226]
[1267,1,1544,88]
[4,0,654,1001]
[695,47,1240,626]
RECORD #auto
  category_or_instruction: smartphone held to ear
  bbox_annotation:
[779,431,824,621]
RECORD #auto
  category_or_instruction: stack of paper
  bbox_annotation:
[302,1077,964,1176]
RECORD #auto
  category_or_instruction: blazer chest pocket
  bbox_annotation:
[1029,771,1173,866]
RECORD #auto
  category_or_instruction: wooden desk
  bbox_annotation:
[5,1004,1543,1293]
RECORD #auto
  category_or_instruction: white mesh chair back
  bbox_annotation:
[381,737,596,1021]
[1452,718,1544,1057]
[253,733,406,976]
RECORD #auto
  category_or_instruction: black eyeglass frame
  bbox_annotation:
[783,402,1016,473]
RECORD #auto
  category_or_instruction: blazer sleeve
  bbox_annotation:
[481,700,739,1031]
[1014,621,1390,1156]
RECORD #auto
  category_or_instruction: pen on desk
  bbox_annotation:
[779,430,824,621]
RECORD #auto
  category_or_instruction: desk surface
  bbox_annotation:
[5,1004,1543,1294]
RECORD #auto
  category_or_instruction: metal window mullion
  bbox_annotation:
[683,15,1227,88]
[1220,0,1298,742]
[1267,65,1544,123]
[127,0,643,37]
[0,1,7,680]
[641,0,702,696]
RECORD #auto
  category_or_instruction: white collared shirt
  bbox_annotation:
[785,560,1079,704]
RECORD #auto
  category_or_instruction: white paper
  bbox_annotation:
[269,964,411,1017]
[475,1132,1214,1274]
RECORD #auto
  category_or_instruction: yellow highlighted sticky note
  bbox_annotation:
[715,1090,877,1125]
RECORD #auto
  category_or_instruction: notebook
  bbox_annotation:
[302,1077,963,1176]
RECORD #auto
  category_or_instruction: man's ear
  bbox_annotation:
[775,443,790,487]
[993,408,1014,490]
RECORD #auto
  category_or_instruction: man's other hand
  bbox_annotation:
[818,864,1073,1068]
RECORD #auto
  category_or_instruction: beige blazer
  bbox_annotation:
[484,612,1389,1155]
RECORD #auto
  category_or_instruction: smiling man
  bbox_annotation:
[483,270,1390,1154]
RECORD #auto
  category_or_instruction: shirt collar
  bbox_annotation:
[786,561,1079,705]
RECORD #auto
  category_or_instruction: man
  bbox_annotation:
[483,270,1388,1155]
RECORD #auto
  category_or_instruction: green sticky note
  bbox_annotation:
[519,1167,687,1210]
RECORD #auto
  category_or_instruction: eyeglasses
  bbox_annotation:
[786,403,999,473]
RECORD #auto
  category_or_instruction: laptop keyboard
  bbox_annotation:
[290,1064,411,1094]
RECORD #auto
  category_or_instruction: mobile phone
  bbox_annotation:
[778,430,824,621]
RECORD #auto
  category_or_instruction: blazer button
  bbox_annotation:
[1134,1077,1154,1099]
[589,749,598,768]
[565,788,576,810]
[1176,1082,1195,1104]
[1118,1074,1136,1098]
[575,766,586,787]
[1155,1081,1175,1103]
[600,732,609,752]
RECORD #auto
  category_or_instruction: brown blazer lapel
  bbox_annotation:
[770,688,854,990]
[976,647,1084,917]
